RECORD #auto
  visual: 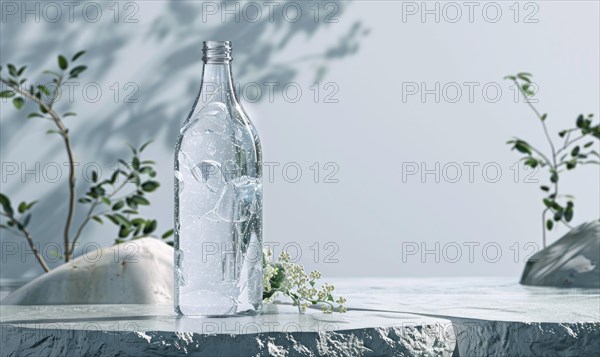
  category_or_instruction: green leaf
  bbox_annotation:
[128,144,138,155]
[0,90,15,98]
[7,64,18,77]
[92,216,103,224]
[550,171,559,183]
[110,170,122,184]
[17,66,27,75]
[71,50,86,61]
[43,70,61,77]
[564,206,574,222]
[543,198,553,208]
[540,113,547,121]
[18,202,27,214]
[119,225,131,238]
[131,218,146,226]
[112,201,125,210]
[78,198,92,203]
[140,166,153,175]
[26,201,37,210]
[553,210,563,221]
[139,140,153,152]
[12,97,25,110]
[122,209,139,215]
[91,171,98,182]
[540,186,550,192]
[63,112,77,117]
[37,85,51,96]
[576,115,584,128]
[69,65,87,78]
[28,113,43,119]
[131,195,150,205]
[0,193,13,215]
[46,130,63,136]
[58,55,68,70]
[132,157,140,170]
[584,141,594,148]
[517,72,532,78]
[143,219,157,234]
[571,146,580,157]
[117,159,131,169]
[162,229,174,239]
[22,214,31,227]
[514,141,532,155]
[558,130,568,138]
[504,75,516,81]
[101,197,111,205]
[125,197,138,209]
[106,213,130,229]
[546,219,554,230]
[524,158,538,168]
[141,181,160,192]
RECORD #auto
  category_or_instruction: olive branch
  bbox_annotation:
[0,51,172,272]
[505,72,599,247]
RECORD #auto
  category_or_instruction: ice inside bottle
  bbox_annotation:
[174,41,263,316]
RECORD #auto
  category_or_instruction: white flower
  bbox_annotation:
[262,248,347,314]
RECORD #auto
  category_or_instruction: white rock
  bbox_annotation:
[2,238,174,304]
[521,220,600,288]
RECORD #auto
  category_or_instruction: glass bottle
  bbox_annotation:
[174,41,263,316]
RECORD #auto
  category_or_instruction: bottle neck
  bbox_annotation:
[199,62,237,105]
[199,41,237,104]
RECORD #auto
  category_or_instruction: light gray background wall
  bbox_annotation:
[1,1,599,281]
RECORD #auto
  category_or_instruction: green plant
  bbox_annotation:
[505,72,599,247]
[0,51,172,272]
[263,249,346,314]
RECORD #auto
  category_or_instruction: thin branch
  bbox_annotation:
[541,208,549,248]
[1,76,77,262]
[48,76,62,109]
[557,134,586,156]
[1,212,50,272]
[526,145,553,168]
[69,200,100,255]
[70,176,132,253]
[514,81,558,166]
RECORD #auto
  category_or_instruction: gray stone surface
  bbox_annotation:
[1,278,599,356]
[521,220,600,288]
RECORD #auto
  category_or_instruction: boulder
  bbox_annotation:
[2,238,174,305]
[521,220,600,288]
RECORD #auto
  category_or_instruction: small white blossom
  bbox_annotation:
[262,249,347,314]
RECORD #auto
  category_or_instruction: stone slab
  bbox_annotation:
[1,277,598,356]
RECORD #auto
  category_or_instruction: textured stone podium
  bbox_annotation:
[1,278,599,356]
